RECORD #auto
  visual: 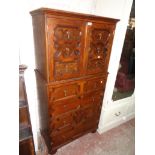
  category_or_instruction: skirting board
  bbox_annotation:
[97,112,135,134]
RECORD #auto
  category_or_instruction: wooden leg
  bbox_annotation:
[50,149,57,155]
[92,129,97,133]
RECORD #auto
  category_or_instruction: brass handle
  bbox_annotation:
[92,97,95,102]
[77,105,80,109]
[115,112,121,116]
[64,90,67,97]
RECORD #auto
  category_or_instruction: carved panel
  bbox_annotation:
[55,61,78,76]
[87,28,111,73]
[53,25,82,79]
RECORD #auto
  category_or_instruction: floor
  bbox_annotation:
[54,119,135,155]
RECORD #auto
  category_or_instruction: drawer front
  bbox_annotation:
[103,104,128,125]
[50,111,74,130]
[49,91,103,131]
[49,97,81,116]
[50,123,74,137]
[51,129,76,147]
[50,118,98,148]
[50,105,100,148]
[82,91,103,108]
[84,77,106,94]
[48,83,80,101]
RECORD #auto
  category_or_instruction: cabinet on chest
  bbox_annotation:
[31,8,119,154]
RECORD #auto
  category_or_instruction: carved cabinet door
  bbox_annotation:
[85,22,115,75]
[46,17,85,81]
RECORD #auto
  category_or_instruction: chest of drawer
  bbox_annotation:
[48,82,80,101]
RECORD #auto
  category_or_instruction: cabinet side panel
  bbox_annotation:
[32,15,48,81]
[35,71,49,131]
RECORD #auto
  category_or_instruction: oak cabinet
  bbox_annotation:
[30,8,119,154]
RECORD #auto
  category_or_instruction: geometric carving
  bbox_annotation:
[55,61,78,76]
[54,26,81,60]
[87,28,111,71]
[53,26,82,77]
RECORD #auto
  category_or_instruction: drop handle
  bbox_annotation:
[115,112,121,116]
[77,105,80,109]
[64,90,67,97]
[63,105,67,108]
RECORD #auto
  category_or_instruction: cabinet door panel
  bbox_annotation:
[47,17,85,81]
[85,22,115,75]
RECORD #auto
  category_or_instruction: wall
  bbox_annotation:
[19,0,133,151]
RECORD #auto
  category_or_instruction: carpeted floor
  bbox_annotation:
[55,119,135,155]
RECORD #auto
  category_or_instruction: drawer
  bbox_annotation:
[82,91,103,108]
[74,118,98,136]
[84,77,106,94]
[50,120,97,148]
[50,104,98,130]
[50,123,74,137]
[51,128,76,147]
[103,104,128,125]
[48,83,80,101]
[127,102,135,114]
[50,111,74,130]
[49,97,81,116]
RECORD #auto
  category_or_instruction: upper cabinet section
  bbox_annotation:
[30,8,119,82]
[85,22,115,75]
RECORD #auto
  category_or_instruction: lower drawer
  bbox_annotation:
[50,120,98,148]
[51,128,76,147]
[49,97,80,116]
[49,111,74,130]
[103,104,128,125]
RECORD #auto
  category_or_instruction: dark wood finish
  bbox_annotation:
[31,8,119,154]
[19,65,35,155]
